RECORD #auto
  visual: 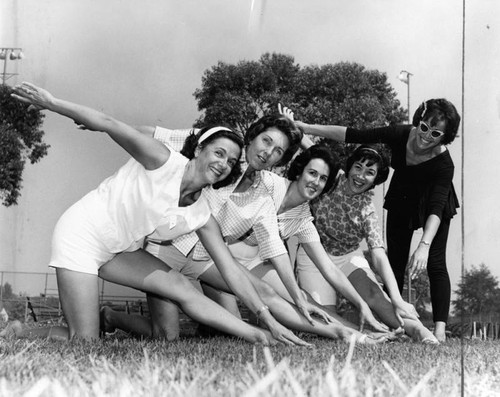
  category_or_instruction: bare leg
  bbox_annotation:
[251,263,364,329]
[434,321,446,342]
[348,268,436,342]
[200,265,372,343]
[98,250,271,344]
[57,268,100,340]
[10,268,101,341]
[101,295,181,341]
[201,282,241,319]
[101,275,204,340]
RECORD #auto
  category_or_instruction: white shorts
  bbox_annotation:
[49,201,115,275]
[145,243,213,281]
[194,241,294,302]
[295,246,376,306]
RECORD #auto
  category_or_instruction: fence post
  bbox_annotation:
[24,298,29,322]
[0,271,4,302]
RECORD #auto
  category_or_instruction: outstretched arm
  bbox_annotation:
[197,217,308,346]
[408,215,441,277]
[133,125,156,137]
[12,82,169,170]
[269,254,333,325]
[370,247,419,324]
[296,121,348,142]
[277,104,347,146]
[302,241,387,332]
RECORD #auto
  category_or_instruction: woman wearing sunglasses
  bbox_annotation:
[292,99,460,342]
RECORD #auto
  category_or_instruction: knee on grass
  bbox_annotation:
[152,324,180,341]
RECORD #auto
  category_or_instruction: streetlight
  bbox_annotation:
[1,47,25,85]
[398,70,413,123]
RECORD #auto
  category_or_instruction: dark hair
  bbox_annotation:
[181,126,244,188]
[412,98,461,145]
[287,145,340,196]
[245,114,303,167]
[345,144,390,187]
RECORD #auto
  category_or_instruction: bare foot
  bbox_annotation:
[99,306,116,335]
[367,330,398,342]
[356,334,388,345]
[413,325,439,344]
[434,321,446,343]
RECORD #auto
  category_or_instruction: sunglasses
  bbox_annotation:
[419,121,445,139]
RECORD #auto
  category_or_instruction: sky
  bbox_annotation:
[0,0,499,301]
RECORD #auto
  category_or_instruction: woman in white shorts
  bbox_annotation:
[103,140,390,344]
[8,82,280,344]
[103,114,374,344]
[296,144,439,343]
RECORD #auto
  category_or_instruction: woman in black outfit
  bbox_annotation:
[291,99,460,342]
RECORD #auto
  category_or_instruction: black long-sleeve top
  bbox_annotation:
[346,124,459,229]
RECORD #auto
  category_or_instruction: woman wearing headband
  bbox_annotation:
[290,99,460,342]
[296,145,438,343]
[102,140,388,344]
[193,144,391,343]
[7,82,276,344]
[102,114,384,345]
[101,114,318,346]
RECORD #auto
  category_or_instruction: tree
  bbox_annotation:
[452,264,500,322]
[0,282,14,299]
[193,53,407,162]
[0,84,49,206]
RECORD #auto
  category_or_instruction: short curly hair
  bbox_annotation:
[181,126,244,189]
[345,144,390,188]
[287,145,340,196]
[245,114,303,167]
[412,98,461,145]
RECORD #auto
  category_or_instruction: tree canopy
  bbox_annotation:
[0,84,49,206]
[193,52,406,167]
[453,264,500,321]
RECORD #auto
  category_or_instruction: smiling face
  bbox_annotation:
[196,137,241,185]
[245,127,290,171]
[345,159,379,195]
[414,118,447,151]
[295,158,330,202]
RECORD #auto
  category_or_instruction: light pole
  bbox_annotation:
[398,70,413,123]
[0,47,25,85]
[398,69,413,303]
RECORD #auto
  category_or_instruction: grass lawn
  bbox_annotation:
[1,332,499,396]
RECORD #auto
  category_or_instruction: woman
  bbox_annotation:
[7,82,280,344]
[100,114,318,345]
[103,143,388,343]
[293,99,460,342]
[201,145,393,339]
[296,145,438,343]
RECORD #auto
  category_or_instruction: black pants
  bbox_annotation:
[386,211,451,323]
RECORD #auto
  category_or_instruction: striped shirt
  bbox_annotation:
[240,170,320,248]
[153,127,287,261]
[153,127,198,152]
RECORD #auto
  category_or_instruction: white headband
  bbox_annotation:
[198,126,233,144]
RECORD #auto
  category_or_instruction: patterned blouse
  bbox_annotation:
[311,173,384,256]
